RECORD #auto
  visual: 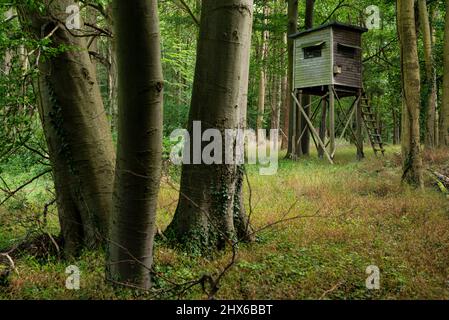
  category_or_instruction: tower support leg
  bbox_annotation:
[291,89,297,159]
[318,96,327,159]
[356,89,365,160]
[291,92,333,164]
[328,85,335,158]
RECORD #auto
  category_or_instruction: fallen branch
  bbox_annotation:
[430,170,449,185]
[0,253,19,276]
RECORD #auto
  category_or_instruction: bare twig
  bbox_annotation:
[173,0,200,27]
[319,281,343,300]
[0,169,51,206]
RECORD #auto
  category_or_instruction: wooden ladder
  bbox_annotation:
[360,92,385,156]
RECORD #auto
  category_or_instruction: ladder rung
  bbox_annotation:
[362,89,385,157]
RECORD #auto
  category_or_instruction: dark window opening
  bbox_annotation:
[337,43,359,59]
[304,46,322,59]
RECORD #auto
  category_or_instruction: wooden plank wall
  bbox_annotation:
[293,28,332,89]
[332,28,363,88]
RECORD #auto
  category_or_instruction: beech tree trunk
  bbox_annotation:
[3,9,13,75]
[287,0,298,157]
[300,0,314,156]
[398,0,424,187]
[106,4,118,130]
[418,0,437,149]
[281,34,289,149]
[271,35,281,133]
[18,0,115,256]
[165,0,254,250]
[393,109,400,145]
[271,73,281,132]
[257,5,269,132]
[440,0,449,147]
[318,97,327,158]
[107,0,164,289]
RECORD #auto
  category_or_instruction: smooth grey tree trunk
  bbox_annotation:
[300,0,315,156]
[287,0,298,157]
[18,0,115,256]
[165,0,254,250]
[418,0,437,149]
[398,0,424,187]
[107,0,163,290]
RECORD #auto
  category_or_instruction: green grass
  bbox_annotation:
[1,144,449,300]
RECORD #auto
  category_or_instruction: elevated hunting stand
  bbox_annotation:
[289,22,385,164]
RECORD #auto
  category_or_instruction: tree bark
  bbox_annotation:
[398,0,424,187]
[281,33,289,149]
[107,0,164,289]
[257,5,269,132]
[106,4,118,131]
[440,0,449,147]
[271,75,280,131]
[287,0,298,157]
[18,0,115,256]
[300,0,314,156]
[318,97,327,158]
[3,9,13,75]
[165,0,254,250]
[418,0,437,149]
[234,8,254,243]
[393,109,399,145]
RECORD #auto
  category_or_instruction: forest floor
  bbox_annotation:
[0,144,448,300]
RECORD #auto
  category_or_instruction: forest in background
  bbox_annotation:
[0,0,448,300]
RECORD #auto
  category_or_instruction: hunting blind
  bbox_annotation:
[289,22,385,163]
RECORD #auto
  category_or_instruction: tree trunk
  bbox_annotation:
[18,0,115,256]
[234,8,254,243]
[86,6,98,72]
[281,33,289,149]
[393,109,399,145]
[271,39,281,133]
[300,0,314,156]
[165,0,254,250]
[271,74,281,131]
[318,97,327,158]
[418,0,437,149]
[440,0,449,147]
[281,72,289,149]
[3,9,13,75]
[398,0,424,187]
[257,5,269,132]
[257,64,266,131]
[287,0,298,157]
[106,4,118,131]
[107,0,164,290]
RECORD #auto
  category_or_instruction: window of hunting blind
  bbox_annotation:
[303,42,324,59]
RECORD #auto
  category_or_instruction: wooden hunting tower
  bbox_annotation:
[288,22,385,163]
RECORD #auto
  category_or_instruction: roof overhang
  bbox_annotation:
[300,41,325,48]
[289,22,368,39]
[337,43,362,50]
